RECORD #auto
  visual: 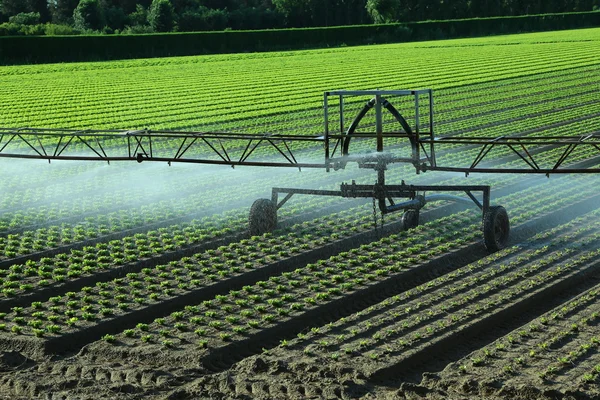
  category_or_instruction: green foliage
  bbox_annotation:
[0,0,598,40]
[148,0,174,32]
[73,0,103,31]
[50,0,80,24]
[2,11,600,63]
[8,12,40,25]
[103,5,127,30]
[272,0,312,26]
[102,334,116,342]
[178,7,227,32]
[365,0,401,23]
[127,4,147,26]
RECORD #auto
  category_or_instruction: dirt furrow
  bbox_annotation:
[184,192,600,374]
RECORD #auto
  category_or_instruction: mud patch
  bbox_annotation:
[0,350,33,372]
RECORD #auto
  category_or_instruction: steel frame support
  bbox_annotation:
[272,177,491,220]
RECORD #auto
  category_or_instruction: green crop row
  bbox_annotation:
[81,177,600,362]
[2,168,592,353]
[1,30,599,130]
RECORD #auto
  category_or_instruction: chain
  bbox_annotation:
[372,195,386,233]
[372,196,378,231]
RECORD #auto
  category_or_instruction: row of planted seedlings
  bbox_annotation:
[0,134,553,298]
[4,42,592,137]
[0,181,368,304]
[4,66,597,237]
[1,112,593,275]
[209,66,599,136]
[437,97,600,142]
[438,82,600,133]
[0,199,409,355]
[0,210,247,300]
[73,173,600,364]
[0,204,199,259]
[0,199,201,258]
[272,208,600,378]
[0,141,588,339]
[0,100,533,264]
[9,44,570,129]
[439,66,600,114]
[0,155,236,207]
[0,156,290,234]
[450,279,600,387]
[0,154,369,260]
[0,164,182,212]
[4,38,597,130]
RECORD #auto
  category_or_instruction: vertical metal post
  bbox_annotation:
[339,94,345,136]
[271,188,279,205]
[323,92,330,171]
[378,168,385,185]
[482,186,490,219]
[375,93,383,152]
[414,92,420,136]
[377,165,386,216]
[429,89,436,167]
[414,92,420,165]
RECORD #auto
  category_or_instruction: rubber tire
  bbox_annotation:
[249,199,277,236]
[483,205,510,252]
[402,209,419,230]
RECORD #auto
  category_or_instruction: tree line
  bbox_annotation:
[0,0,598,35]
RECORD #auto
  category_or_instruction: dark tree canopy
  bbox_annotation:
[1,0,598,33]
[49,0,80,23]
[366,0,401,23]
[73,0,104,30]
[148,0,175,32]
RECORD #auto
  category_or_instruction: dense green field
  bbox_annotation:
[0,28,599,399]
[1,28,599,130]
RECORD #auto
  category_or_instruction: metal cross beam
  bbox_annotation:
[0,128,328,169]
[419,133,600,175]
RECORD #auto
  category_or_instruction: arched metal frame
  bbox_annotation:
[340,97,417,162]
[322,89,436,173]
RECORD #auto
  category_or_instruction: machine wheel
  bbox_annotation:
[249,199,277,236]
[402,209,419,230]
[483,205,510,252]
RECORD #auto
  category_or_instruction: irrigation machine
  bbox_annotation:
[2,89,600,252]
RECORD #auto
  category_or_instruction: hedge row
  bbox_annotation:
[1,11,599,65]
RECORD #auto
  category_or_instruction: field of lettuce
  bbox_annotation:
[0,28,599,399]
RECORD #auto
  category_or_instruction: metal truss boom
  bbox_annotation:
[0,128,327,169]
[2,128,600,175]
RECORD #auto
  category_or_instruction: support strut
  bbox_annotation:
[259,168,507,252]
